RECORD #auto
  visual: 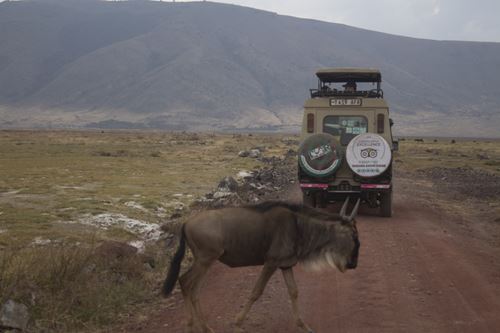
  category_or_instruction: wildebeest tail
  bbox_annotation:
[162,224,186,297]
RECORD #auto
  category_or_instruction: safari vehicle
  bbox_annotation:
[298,68,397,217]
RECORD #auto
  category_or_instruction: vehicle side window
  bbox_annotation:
[323,116,368,145]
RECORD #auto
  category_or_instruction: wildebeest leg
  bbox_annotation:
[179,265,196,332]
[190,260,216,333]
[234,264,277,332]
[282,268,314,333]
[179,258,216,333]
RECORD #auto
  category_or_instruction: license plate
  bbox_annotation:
[330,99,362,106]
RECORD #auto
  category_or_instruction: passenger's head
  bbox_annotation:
[343,81,357,92]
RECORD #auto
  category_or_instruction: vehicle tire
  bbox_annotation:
[298,134,342,178]
[379,190,392,217]
[303,192,316,207]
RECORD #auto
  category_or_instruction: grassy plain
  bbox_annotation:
[394,137,500,239]
[0,130,296,246]
[396,137,500,173]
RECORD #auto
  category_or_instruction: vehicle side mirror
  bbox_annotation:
[392,139,399,151]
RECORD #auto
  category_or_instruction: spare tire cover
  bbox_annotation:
[298,133,342,178]
[346,133,392,178]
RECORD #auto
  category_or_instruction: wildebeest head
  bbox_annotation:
[299,198,360,273]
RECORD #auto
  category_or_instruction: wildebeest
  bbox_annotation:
[163,198,360,333]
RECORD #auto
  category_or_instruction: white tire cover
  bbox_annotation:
[346,133,392,178]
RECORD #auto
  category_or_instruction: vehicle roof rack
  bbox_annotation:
[316,68,382,83]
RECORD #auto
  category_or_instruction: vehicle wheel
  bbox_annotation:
[379,190,392,217]
[303,192,316,207]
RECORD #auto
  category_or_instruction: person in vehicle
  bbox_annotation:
[343,81,357,93]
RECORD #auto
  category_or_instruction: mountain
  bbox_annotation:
[1,0,499,136]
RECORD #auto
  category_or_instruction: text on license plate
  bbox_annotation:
[330,99,362,106]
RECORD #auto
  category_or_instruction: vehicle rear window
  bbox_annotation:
[323,116,368,145]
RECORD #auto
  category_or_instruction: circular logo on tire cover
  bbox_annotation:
[346,133,391,178]
[298,134,342,177]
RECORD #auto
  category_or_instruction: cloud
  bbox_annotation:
[431,0,441,16]
[212,0,500,42]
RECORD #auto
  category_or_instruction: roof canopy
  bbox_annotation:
[316,68,382,83]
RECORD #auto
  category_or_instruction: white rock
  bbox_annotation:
[124,201,148,212]
[248,149,261,158]
[31,237,51,246]
[68,214,162,242]
[1,300,29,331]
[213,191,233,199]
[128,240,146,253]
[236,170,254,179]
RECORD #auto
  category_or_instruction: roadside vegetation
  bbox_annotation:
[395,137,500,243]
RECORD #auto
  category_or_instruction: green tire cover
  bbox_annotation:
[298,134,342,178]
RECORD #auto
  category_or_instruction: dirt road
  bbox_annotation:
[123,185,500,333]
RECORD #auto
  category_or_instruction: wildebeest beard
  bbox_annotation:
[294,211,356,272]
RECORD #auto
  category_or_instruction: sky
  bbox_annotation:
[177,0,500,42]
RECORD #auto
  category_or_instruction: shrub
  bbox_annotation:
[0,243,160,332]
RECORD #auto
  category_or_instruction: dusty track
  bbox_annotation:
[122,185,500,333]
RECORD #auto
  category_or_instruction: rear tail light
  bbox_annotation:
[307,114,314,133]
[377,114,384,134]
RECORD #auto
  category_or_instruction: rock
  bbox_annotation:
[477,153,489,160]
[1,300,29,331]
[256,169,274,182]
[281,138,300,146]
[251,146,266,152]
[217,176,238,192]
[238,150,249,157]
[248,149,261,158]
[213,191,233,199]
[31,237,51,246]
[128,240,145,254]
[236,170,254,180]
[170,212,182,219]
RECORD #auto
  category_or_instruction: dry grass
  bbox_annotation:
[0,130,294,247]
[394,137,500,235]
[0,243,166,332]
[395,137,500,174]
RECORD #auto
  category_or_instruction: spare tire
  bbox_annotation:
[298,133,342,178]
[346,133,392,178]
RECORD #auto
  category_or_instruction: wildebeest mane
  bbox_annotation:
[243,201,303,213]
[243,201,343,221]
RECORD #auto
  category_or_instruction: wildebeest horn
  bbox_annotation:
[339,197,349,217]
[349,198,361,221]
